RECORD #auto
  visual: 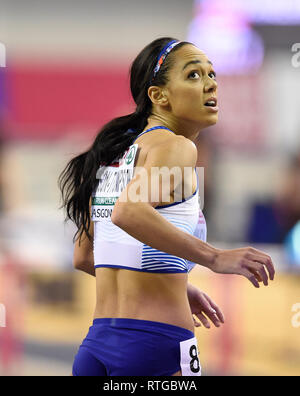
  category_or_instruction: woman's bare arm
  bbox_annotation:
[112,136,217,267]
[73,199,95,277]
[112,136,275,287]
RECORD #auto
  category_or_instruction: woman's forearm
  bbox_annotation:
[112,202,218,269]
[74,260,96,277]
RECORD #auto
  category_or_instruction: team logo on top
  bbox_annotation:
[125,145,136,165]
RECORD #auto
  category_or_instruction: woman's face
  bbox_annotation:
[165,44,218,128]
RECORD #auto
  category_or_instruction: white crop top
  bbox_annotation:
[91,126,207,273]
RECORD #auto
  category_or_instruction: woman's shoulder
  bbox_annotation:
[137,129,196,150]
[154,133,197,157]
[141,133,197,169]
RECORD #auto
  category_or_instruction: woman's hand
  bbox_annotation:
[187,283,225,329]
[210,247,275,288]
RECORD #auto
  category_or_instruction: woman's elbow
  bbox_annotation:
[111,203,133,227]
[73,259,85,270]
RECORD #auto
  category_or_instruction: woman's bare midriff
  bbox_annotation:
[93,267,195,333]
[93,132,196,334]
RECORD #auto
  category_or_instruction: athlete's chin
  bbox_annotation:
[199,114,218,128]
[208,116,218,126]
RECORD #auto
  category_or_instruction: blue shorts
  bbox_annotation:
[72,318,201,376]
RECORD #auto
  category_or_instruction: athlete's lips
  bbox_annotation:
[204,97,217,106]
[204,97,218,112]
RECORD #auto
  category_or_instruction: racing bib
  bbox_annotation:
[180,337,201,376]
[91,144,138,221]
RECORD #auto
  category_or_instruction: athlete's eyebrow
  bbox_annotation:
[182,59,213,71]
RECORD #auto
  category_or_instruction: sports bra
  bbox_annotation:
[91,126,207,273]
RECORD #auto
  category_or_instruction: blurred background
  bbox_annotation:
[0,0,300,376]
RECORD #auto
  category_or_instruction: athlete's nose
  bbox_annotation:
[204,77,217,93]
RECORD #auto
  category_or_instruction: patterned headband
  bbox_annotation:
[150,40,181,84]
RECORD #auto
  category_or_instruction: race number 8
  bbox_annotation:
[189,345,200,373]
[180,337,201,376]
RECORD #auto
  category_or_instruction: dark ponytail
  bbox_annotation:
[58,37,190,242]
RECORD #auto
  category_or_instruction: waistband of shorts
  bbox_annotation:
[92,318,194,339]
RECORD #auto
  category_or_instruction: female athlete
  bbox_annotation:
[59,37,275,376]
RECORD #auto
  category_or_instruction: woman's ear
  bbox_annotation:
[148,86,169,107]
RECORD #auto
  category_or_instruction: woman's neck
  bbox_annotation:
[146,114,201,142]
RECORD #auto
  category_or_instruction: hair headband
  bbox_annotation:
[151,40,181,83]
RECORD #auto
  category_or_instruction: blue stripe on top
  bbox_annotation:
[94,264,187,273]
[132,126,175,144]
[141,242,188,272]
[156,167,199,209]
[156,187,198,209]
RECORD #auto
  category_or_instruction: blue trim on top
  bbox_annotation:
[132,126,175,144]
[156,188,198,209]
[94,264,187,273]
[156,167,199,209]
